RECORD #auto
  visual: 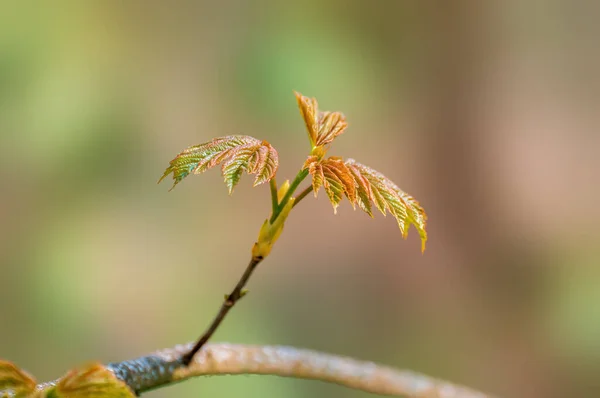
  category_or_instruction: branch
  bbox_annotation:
[184,166,309,365]
[292,184,314,208]
[182,257,261,365]
[27,343,492,397]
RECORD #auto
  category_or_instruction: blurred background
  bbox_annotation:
[1,1,599,397]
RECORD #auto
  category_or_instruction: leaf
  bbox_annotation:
[53,363,135,398]
[158,135,279,193]
[294,92,347,151]
[295,92,318,147]
[345,159,428,252]
[304,156,356,213]
[0,360,37,398]
[315,111,347,148]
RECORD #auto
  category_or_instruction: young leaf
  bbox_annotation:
[303,156,356,213]
[316,111,347,148]
[345,159,428,252]
[295,92,318,148]
[158,135,279,193]
[294,92,347,152]
[54,363,135,398]
[0,360,37,398]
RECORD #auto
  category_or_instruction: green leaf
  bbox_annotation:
[159,135,279,193]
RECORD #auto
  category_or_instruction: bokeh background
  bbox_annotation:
[1,1,599,397]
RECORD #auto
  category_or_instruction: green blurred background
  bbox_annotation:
[1,1,599,397]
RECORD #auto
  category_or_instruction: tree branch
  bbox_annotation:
[182,257,262,365]
[29,343,492,397]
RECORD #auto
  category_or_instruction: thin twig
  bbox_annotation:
[181,172,310,364]
[181,257,262,365]
[292,185,313,208]
[184,170,309,366]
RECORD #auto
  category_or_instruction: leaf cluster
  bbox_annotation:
[159,91,427,251]
[296,92,427,251]
[158,135,278,193]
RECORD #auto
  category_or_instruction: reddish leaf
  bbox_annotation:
[295,92,347,151]
[295,92,319,148]
[304,156,356,213]
[345,159,427,251]
[316,111,347,148]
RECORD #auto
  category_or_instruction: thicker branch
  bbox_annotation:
[177,344,491,398]
[32,343,491,397]
[181,257,261,365]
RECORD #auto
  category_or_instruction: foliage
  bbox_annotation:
[344,159,427,252]
[1,91,430,398]
[159,91,427,252]
[158,135,279,193]
[303,155,356,212]
[295,91,348,150]
[0,361,135,398]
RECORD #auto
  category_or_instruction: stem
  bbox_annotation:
[269,178,279,213]
[183,169,309,366]
[292,185,313,208]
[270,168,309,223]
[181,257,262,366]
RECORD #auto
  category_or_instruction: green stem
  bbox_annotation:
[270,168,309,223]
[292,185,313,209]
[269,178,279,213]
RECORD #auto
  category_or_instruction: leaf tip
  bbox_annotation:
[157,169,170,185]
